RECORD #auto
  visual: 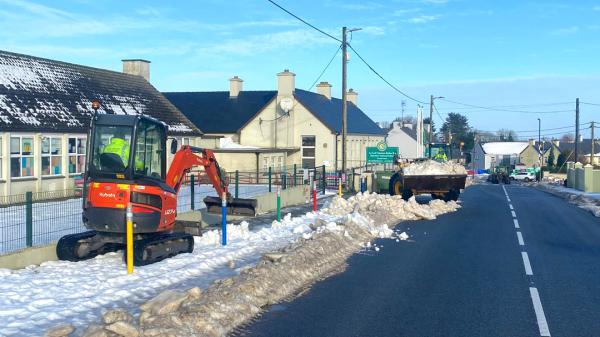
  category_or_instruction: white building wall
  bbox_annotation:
[386,123,419,159]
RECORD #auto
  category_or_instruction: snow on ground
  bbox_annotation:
[0,184,268,255]
[402,160,467,176]
[219,137,258,149]
[534,182,600,217]
[0,192,458,336]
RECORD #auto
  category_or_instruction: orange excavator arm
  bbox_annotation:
[166,145,228,197]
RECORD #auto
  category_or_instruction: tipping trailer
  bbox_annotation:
[388,170,467,201]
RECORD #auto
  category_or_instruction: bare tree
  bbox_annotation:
[497,129,517,142]
[561,133,575,142]
[393,115,416,125]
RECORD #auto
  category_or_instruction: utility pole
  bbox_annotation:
[575,98,580,163]
[538,118,542,180]
[341,26,348,176]
[401,100,406,125]
[592,121,595,166]
[429,95,434,158]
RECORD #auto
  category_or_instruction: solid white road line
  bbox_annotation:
[530,287,552,336]
[507,197,511,202]
[517,231,525,246]
[514,219,520,228]
[509,204,514,210]
[511,210,517,218]
[522,252,533,275]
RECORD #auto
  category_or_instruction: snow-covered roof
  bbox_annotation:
[0,50,201,135]
[482,142,529,155]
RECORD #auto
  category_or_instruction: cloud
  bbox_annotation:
[552,26,579,35]
[594,5,600,11]
[393,8,422,16]
[421,0,448,4]
[406,14,440,24]
[361,26,386,36]
[325,1,383,11]
[197,29,336,57]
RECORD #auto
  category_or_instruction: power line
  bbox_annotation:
[307,44,342,91]
[433,104,445,122]
[582,101,600,106]
[439,98,573,114]
[476,122,591,134]
[346,43,428,105]
[266,0,341,42]
[437,101,573,110]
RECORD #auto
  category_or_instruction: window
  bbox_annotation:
[68,137,87,174]
[90,125,133,176]
[182,137,190,146]
[10,136,34,178]
[301,136,316,168]
[42,137,62,175]
[134,120,165,180]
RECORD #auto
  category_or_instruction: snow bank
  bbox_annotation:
[55,192,460,337]
[402,160,467,176]
[534,183,600,217]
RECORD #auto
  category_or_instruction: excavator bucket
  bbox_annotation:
[203,196,257,216]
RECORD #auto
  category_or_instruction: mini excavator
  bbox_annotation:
[56,112,256,266]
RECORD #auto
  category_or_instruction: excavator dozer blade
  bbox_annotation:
[203,196,257,216]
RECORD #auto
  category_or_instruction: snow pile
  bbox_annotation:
[534,183,600,217]
[402,160,467,176]
[219,137,258,149]
[322,192,461,223]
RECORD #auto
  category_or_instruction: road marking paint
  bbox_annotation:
[522,252,533,275]
[509,204,514,210]
[517,231,525,246]
[511,210,517,218]
[529,287,551,336]
[507,197,511,202]
[514,219,520,228]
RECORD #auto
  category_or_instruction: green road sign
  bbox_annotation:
[366,142,399,163]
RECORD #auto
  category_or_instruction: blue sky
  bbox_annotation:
[1,0,599,139]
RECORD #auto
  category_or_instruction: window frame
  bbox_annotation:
[68,136,87,175]
[301,135,316,169]
[10,135,34,178]
[41,136,62,176]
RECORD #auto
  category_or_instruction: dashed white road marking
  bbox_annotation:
[522,252,533,275]
[507,197,512,202]
[511,210,517,218]
[514,219,520,228]
[517,231,525,246]
[530,287,552,336]
[509,204,514,210]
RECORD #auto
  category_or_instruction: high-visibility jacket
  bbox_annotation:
[434,153,448,162]
[103,138,130,166]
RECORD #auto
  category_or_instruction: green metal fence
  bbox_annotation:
[0,163,378,256]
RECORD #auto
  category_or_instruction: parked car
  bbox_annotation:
[511,172,536,182]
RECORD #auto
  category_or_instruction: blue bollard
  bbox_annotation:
[221,193,227,246]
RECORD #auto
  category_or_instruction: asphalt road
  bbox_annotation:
[241,184,600,337]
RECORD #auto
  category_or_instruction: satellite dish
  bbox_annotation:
[279,97,294,114]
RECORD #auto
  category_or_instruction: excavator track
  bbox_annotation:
[128,232,194,266]
[56,231,122,262]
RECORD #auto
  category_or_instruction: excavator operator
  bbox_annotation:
[102,130,144,170]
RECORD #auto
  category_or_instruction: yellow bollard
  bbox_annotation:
[338,177,343,197]
[126,203,134,274]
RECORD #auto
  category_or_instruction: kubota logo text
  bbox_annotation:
[99,192,116,198]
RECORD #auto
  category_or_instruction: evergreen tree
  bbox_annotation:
[547,146,555,171]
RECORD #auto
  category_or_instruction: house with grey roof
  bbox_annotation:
[0,50,200,195]
[164,70,385,171]
[385,122,424,160]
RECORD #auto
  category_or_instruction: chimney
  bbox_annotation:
[403,123,413,129]
[580,134,584,142]
[229,76,243,98]
[552,139,560,147]
[529,139,535,146]
[316,81,332,99]
[347,88,358,105]
[277,69,295,97]
[122,59,150,81]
